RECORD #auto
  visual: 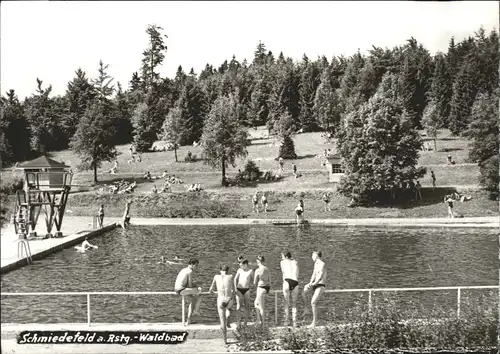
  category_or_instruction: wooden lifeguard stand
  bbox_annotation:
[14,156,73,238]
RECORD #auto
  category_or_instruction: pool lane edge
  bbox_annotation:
[0,223,117,275]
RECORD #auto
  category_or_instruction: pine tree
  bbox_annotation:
[113,83,134,144]
[253,41,267,66]
[201,94,249,185]
[398,38,434,128]
[313,66,341,133]
[65,68,96,139]
[338,51,365,114]
[428,53,451,127]
[131,100,156,152]
[0,90,31,163]
[141,24,168,90]
[278,134,297,160]
[92,60,115,103]
[338,73,425,203]
[25,79,61,154]
[70,100,118,183]
[298,58,321,131]
[162,106,184,162]
[448,56,480,135]
[177,78,205,145]
[463,91,499,193]
[421,100,441,152]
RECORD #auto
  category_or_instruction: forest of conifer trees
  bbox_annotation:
[1,25,498,192]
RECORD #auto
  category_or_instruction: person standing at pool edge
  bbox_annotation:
[234,259,254,328]
[303,251,327,328]
[174,258,203,326]
[97,204,104,228]
[254,255,271,329]
[209,264,239,344]
[120,200,132,229]
[281,252,299,327]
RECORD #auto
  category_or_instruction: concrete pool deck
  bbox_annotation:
[1,322,292,353]
[1,215,498,274]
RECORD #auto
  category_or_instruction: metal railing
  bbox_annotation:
[1,285,496,327]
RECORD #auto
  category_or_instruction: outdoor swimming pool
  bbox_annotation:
[1,225,498,324]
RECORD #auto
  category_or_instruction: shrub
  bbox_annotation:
[0,176,23,194]
[235,293,498,352]
[278,134,297,159]
[243,160,262,181]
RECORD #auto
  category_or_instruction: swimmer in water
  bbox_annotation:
[253,255,271,330]
[281,252,299,327]
[157,256,184,265]
[234,259,254,328]
[209,264,239,344]
[75,237,98,252]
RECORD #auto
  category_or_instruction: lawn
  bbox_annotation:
[0,127,482,193]
[2,127,494,220]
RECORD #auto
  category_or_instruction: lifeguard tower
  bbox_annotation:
[14,156,73,239]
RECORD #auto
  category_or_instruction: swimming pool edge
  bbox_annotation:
[0,223,117,275]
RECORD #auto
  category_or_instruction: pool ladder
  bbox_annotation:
[17,237,33,264]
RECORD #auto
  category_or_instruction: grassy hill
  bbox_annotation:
[1,127,496,219]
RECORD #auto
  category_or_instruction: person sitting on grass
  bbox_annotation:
[160,181,172,193]
[195,182,202,191]
[143,171,152,180]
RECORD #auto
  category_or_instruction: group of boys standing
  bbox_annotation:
[174,251,327,344]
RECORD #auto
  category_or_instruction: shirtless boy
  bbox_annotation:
[174,258,203,325]
[281,252,299,327]
[234,259,254,327]
[253,255,271,329]
[302,251,327,328]
[209,265,239,344]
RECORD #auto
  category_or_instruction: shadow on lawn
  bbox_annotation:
[397,187,458,209]
[439,147,463,153]
[360,187,458,209]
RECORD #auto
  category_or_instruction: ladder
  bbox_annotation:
[17,239,33,264]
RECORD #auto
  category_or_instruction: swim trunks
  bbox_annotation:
[259,285,270,294]
[237,287,249,295]
[312,284,326,292]
[285,279,299,291]
[296,209,303,216]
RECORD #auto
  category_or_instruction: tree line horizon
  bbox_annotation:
[1,24,498,201]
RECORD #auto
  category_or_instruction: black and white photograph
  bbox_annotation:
[0,1,499,353]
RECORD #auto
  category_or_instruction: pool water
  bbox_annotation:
[1,225,497,324]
